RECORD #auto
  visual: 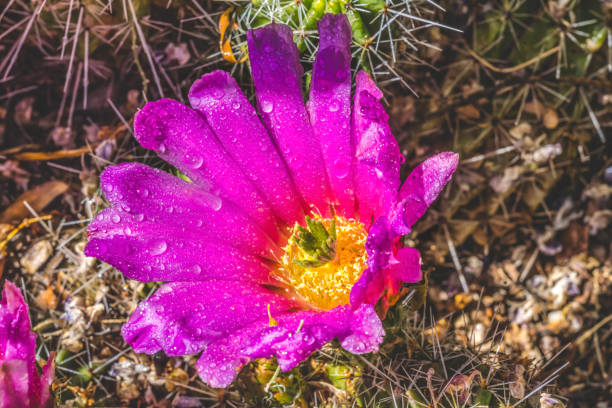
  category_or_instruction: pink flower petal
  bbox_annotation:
[243,303,383,370]
[247,23,332,216]
[189,70,305,226]
[122,281,297,357]
[307,14,355,217]
[0,281,53,407]
[350,216,395,305]
[134,98,279,239]
[86,219,271,283]
[196,303,383,388]
[87,162,278,263]
[389,152,459,235]
[0,281,36,363]
[363,247,422,305]
[352,71,403,226]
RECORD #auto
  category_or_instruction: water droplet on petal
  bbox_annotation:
[329,100,340,112]
[158,143,167,154]
[205,194,222,211]
[150,240,167,256]
[186,154,203,169]
[112,214,121,223]
[212,88,224,100]
[261,100,273,113]
[138,188,149,198]
[232,101,241,110]
[135,213,145,222]
[190,265,202,274]
[333,158,350,179]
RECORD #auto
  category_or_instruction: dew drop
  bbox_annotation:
[135,213,145,222]
[138,188,149,198]
[333,158,350,179]
[329,100,340,112]
[261,100,273,113]
[111,214,121,223]
[158,143,167,154]
[150,240,167,256]
[190,265,202,274]
[206,194,222,211]
[187,155,203,169]
[232,101,241,110]
[212,88,224,100]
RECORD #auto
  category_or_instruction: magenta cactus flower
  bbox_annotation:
[85,14,457,388]
[1,280,54,407]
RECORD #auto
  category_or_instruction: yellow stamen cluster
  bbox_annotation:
[276,215,368,310]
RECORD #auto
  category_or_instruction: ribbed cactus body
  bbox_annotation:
[226,0,451,87]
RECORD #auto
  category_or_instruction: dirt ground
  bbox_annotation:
[0,0,611,406]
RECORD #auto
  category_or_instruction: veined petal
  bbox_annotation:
[189,71,304,226]
[195,319,267,388]
[122,281,297,357]
[1,360,31,407]
[247,23,332,216]
[196,303,383,388]
[352,71,403,226]
[352,217,422,307]
[389,152,458,235]
[349,216,395,305]
[363,247,422,306]
[0,281,36,363]
[86,217,271,283]
[242,303,383,370]
[87,162,277,259]
[308,14,355,217]
[134,98,278,239]
[0,281,54,408]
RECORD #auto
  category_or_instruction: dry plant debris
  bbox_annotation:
[0,0,610,406]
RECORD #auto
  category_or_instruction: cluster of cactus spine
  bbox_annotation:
[224,0,456,89]
[245,306,565,407]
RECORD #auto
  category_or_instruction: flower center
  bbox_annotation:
[276,214,368,310]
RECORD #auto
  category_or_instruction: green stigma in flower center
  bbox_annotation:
[275,214,368,310]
